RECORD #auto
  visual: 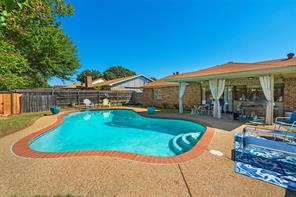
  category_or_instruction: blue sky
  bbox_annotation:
[50,0,296,85]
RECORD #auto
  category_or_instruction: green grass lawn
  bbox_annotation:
[0,112,49,138]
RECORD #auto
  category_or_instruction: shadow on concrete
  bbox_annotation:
[285,189,296,197]
[142,112,246,131]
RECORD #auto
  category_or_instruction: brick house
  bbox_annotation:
[143,79,201,110]
[143,55,296,123]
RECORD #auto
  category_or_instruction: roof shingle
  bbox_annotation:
[144,77,178,88]
[166,57,296,80]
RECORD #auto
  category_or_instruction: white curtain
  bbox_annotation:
[179,82,188,113]
[259,75,274,124]
[209,79,225,119]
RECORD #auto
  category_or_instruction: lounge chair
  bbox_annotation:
[274,111,296,131]
[102,98,111,108]
[83,99,94,108]
[243,126,296,142]
[239,127,296,157]
[241,136,296,157]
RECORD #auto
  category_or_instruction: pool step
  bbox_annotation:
[169,134,184,155]
[169,132,201,155]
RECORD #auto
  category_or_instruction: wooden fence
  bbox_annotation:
[14,89,135,113]
[0,93,22,115]
[20,95,57,113]
[1,89,142,114]
[132,92,144,104]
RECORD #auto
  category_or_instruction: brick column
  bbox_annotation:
[284,78,296,110]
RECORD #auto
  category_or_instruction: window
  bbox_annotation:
[153,88,162,100]
[233,84,284,102]
[246,86,265,102]
[234,85,247,101]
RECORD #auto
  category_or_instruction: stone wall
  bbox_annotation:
[143,83,201,110]
[284,78,296,109]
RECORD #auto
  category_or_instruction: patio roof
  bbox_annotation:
[166,57,296,82]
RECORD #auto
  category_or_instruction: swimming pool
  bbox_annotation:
[29,109,206,156]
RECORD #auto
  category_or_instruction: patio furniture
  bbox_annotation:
[248,118,264,125]
[239,127,296,158]
[191,104,209,115]
[239,103,265,120]
[191,105,198,115]
[241,136,296,157]
[83,99,94,108]
[243,126,296,142]
[102,98,111,108]
[275,111,296,131]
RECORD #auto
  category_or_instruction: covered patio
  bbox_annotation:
[166,58,296,124]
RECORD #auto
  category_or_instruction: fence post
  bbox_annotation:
[77,90,80,106]
[11,92,15,114]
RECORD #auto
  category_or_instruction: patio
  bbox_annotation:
[0,107,295,196]
[165,58,296,126]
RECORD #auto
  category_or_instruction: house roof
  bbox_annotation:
[92,78,105,84]
[93,74,154,87]
[144,77,178,88]
[63,83,83,89]
[166,57,296,82]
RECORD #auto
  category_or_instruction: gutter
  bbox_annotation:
[165,65,296,82]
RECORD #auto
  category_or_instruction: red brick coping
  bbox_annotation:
[12,110,215,164]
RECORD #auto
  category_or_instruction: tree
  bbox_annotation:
[76,69,102,83]
[0,33,31,90]
[0,0,80,90]
[103,66,136,80]
[0,0,29,26]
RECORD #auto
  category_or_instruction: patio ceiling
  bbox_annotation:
[165,58,296,82]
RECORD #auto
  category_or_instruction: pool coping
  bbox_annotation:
[12,109,215,164]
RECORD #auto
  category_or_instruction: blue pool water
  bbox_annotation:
[30,109,206,156]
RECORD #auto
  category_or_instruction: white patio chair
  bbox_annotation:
[83,99,94,108]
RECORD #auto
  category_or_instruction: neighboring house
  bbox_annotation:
[92,78,105,85]
[63,83,83,89]
[64,78,105,89]
[143,54,296,121]
[93,74,154,92]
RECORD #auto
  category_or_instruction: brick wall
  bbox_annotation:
[144,78,296,111]
[143,83,201,110]
[284,78,296,109]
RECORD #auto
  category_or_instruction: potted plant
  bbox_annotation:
[50,106,61,115]
[147,105,156,114]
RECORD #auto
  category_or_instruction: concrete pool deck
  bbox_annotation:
[0,107,295,196]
